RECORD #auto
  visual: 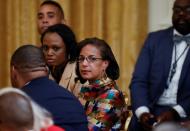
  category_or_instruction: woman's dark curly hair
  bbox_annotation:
[76,37,120,83]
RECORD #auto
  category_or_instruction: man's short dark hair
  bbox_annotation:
[11,45,46,72]
[40,0,64,19]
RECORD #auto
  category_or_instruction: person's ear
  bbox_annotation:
[11,65,17,77]
[102,60,109,70]
[10,65,18,87]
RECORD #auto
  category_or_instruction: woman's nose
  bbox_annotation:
[81,58,89,66]
[47,49,54,56]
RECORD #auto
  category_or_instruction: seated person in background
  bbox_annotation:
[76,37,126,130]
[37,0,66,34]
[128,0,190,131]
[10,45,88,131]
[0,87,64,131]
[41,24,80,96]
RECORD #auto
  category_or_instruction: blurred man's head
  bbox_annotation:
[10,45,47,88]
[0,88,33,131]
[37,0,65,34]
[0,87,54,131]
[172,0,190,35]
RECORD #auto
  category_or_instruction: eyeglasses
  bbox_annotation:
[77,56,102,63]
[173,6,190,14]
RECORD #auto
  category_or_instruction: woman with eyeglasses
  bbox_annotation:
[41,24,80,96]
[76,37,127,130]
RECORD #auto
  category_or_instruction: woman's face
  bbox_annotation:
[78,44,109,82]
[42,32,66,66]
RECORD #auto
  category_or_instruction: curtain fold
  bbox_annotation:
[0,0,148,98]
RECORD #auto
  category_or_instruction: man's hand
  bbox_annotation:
[157,108,180,123]
[181,120,190,128]
[139,112,156,131]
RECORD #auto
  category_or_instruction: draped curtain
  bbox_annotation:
[0,0,148,98]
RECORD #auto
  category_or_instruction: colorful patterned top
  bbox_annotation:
[79,78,126,131]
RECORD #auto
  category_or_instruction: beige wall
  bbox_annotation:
[148,0,175,32]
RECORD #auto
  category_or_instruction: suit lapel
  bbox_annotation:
[163,28,174,83]
[163,28,190,89]
[178,48,190,88]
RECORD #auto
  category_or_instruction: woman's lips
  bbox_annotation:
[47,59,55,65]
[81,70,90,74]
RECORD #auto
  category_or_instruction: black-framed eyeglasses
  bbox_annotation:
[173,6,190,14]
[77,56,103,63]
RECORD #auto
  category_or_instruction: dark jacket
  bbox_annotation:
[129,27,190,131]
[22,76,88,131]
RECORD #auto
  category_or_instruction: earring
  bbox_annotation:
[101,69,108,83]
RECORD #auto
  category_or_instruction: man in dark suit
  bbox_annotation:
[129,0,190,130]
[10,45,88,131]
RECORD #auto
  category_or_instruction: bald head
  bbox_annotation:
[0,91,33,131]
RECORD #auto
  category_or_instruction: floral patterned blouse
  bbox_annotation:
[79,78,126,131]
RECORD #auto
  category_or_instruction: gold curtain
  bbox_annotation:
[0,0,147,97]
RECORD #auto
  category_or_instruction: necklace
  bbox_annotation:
[169,42,190,82]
